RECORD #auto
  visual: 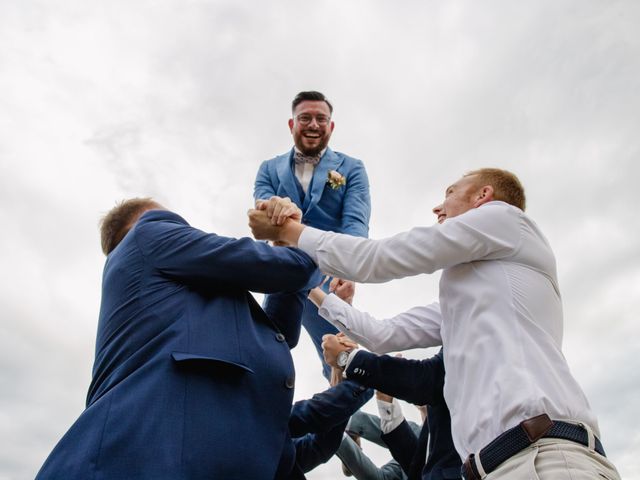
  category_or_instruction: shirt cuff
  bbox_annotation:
[344,349,359,372]
[298,226,325,263]
[376,398,404,434]
[318,293,351,331]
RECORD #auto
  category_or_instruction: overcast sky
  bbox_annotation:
[1,1,639,478]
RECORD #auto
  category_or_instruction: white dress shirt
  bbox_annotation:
[300,200,599,459]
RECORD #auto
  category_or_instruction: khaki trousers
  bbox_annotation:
[483,438,620,480]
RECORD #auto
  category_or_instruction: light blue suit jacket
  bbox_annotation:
[254,148,371,237]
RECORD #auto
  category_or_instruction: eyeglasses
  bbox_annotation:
[296,114,331,126]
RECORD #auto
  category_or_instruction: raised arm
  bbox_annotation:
[250,200,522,284]
[288,380,373,437]
[137,211,321,294]
[340,160,370,237]
[318,294,442,353]
[344,350,446,407]
[253,160,277,203]
[289,379,373,474]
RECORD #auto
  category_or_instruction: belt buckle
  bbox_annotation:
[462,454,481,480]
[520,413,554,442]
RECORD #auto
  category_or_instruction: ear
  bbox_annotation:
[329,120,335,133]
[473,185,494,208]
[288,118,294,132]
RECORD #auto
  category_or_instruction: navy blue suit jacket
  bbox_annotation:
[36,210,322,480]
[346,351,462,480]
[254,147,371,237]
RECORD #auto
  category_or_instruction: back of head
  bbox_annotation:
[464,168,526,211]
[100,198,161,255]
[291,91,333,114]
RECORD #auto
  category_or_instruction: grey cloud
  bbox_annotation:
[2,0,639,478]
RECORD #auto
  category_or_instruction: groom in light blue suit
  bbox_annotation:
[255,91,371,378]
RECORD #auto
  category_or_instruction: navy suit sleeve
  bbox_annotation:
[341,160,371,238]
[345,351,445,406]
[381,419,419,475]
[254,160,277,202]
[290,380,373,474]
[288,380,373,437]
[136,213,321,294]
[293,422,348,474]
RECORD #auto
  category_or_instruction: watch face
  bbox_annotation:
[337,351,349,367]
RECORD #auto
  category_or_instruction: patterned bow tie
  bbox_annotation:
[294,151,322,166]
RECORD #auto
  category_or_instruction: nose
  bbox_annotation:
[432,203,443,215]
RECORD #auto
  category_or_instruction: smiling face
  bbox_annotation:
[288,100,334,156]
[432,175,493,223]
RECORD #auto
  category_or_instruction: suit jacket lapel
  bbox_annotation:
[275,149,303,207]
[304,148,343,213]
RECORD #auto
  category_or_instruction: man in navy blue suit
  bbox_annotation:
[254,91,371,379]
[35,197,330,479]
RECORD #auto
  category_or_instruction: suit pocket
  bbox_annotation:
[171,352,254,374]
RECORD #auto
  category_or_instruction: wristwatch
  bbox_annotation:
[336,350,351,369]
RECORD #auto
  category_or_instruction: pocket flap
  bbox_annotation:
[171,352,254,374]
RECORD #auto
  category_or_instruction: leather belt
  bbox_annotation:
[462,414,606,480]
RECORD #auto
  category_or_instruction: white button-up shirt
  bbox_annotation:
[299,200,598,459]
[293,147,327,194]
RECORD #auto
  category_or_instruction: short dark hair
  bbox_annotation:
[100,198,160,255]
[464,168,526,211]
[291,91,333,114]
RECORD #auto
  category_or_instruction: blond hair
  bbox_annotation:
[464,168,526,211]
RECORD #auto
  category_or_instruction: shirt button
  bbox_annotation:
[275,333,286,342]
[285,377,295,389]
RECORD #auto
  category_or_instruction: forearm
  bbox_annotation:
[253,161,277,202]
[346,351,445,406]
[279,219,306,246]
[381,420,419,476]
[298,227,444,284]
[288,381,372,437]
[295,422,347,473]
[308,287,327,308]
[340,160,371,238]
[138,219,321,294]
[318,294,443,354]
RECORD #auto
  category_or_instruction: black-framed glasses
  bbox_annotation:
[296,114,331,126]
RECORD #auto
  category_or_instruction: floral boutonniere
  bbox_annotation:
[327,170,346,190]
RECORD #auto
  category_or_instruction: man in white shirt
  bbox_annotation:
[248,168,620,479]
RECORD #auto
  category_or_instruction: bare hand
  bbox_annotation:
[256,196,302,226]
[336,332,359,350]
[248,209,284,243]
[329,278,355,305]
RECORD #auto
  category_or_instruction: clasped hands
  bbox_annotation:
[321,332,358,369]
[248,196,300,245]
